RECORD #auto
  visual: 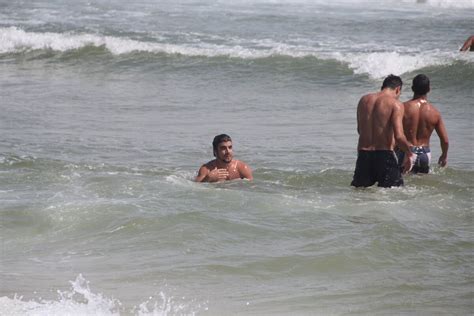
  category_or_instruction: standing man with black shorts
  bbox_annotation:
[351,75,415,188]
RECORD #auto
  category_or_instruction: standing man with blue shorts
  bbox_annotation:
[397,74,449,173]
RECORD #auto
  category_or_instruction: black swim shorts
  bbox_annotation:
[351,150,403,188]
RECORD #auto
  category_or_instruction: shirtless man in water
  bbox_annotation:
[351,74,415,188]
[396,74,449,173]
[195,134,253,182]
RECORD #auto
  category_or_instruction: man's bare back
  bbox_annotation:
[357,91,409,152]
[401,74,449,169]
[403,98,442,146]
[356,92,379,150]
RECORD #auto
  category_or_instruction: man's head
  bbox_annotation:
[212,134,233,163]
[412,74,430,95]
[381,74,403,98]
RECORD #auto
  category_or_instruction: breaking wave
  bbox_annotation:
[1,27,472,79]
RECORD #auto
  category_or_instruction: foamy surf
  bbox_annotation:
[0,275,206,316]
[331,51,463,79]
[0,27,292,58]
[0,275,119,316]
[2,27,472,79]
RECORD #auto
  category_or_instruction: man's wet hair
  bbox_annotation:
[212,134,232,157]
[381,74,403,90]
[412,74,430,95]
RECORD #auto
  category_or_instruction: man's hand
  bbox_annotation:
[208,168,229,182]
[438,154,447,167]
[402,152,415,174]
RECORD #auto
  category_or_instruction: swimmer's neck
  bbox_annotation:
[412,94,428,100]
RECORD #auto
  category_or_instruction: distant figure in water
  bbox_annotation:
[460,35,474,52]
[351,74,415,188]
[396,74,449,173]
[195,134,253,182]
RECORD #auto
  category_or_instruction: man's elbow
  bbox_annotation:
[441,138,449,149]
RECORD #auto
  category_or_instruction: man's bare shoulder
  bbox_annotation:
[358,93,379,111]
[235,159,250,168]
[403,99,421,111]
[425,101,439,112]
[403,99,417,106]
[360,92,378,103]
[394,98,404,109]
[201,160,217,170]
[374,94,392,106]
[421,102,442,119]
[405,98,439,113]
[235,159,253,180]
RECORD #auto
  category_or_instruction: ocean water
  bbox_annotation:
[1,0,473,315]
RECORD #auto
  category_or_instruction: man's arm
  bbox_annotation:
[392,102,412,153]
[435,117,449,167]
[392,102,414,172]
[356,96,366,135]
[238,161,253,181]
[195,164,230,182]
[195,165,210,182]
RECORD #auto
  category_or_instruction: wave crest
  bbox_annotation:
[1,27,473,79]
[0,26,299,58]
[332,51,460,79]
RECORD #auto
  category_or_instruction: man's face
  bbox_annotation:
[215,141,233,163]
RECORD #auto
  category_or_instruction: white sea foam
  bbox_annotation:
[0,275,119,315]
[0,27,161,55]
[1,27,471,79]
[0,27,238,57]
[0,275,205,316]
[331,51,453,79]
